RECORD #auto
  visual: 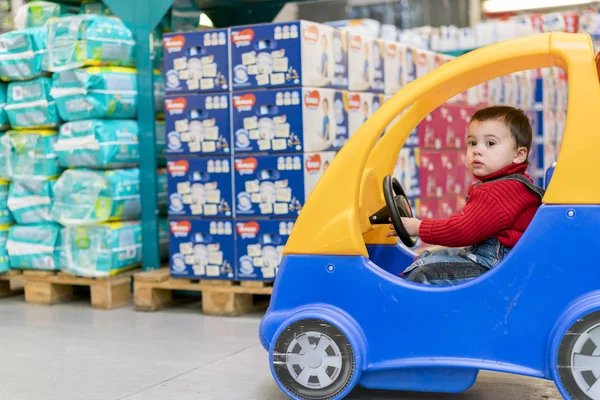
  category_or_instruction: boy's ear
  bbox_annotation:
[513,146,528,164]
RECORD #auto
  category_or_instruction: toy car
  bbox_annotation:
[259,32,600,400]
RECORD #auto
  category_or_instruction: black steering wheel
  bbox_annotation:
[383,175,417,247]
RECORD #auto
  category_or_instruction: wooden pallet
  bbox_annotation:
[0,270,24,297]
[134,268,273,316]
[22,269,137,309]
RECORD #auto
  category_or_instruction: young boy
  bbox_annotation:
[390,106,545,285]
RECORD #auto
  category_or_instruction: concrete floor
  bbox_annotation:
[0,295,563,400]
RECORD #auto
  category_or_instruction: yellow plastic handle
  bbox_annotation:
[285,32,599,257]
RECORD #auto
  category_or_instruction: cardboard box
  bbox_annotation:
[439,196,457,218]
[165,93,231,156]
[232,88,347,154]
[419,198,439,220]
[440,150,458,196]
[163,29,230,94]
[393,146,420,198]
[403,46,417,85]
[235,219,294,281]
[535,76,556,110]
[419,151,443,198]
[348,34,384,92]
[234,152,335,217]
[230,21,348,90]
[384,42,404,95]
[169,219,235,279]
[346,92,382,138]
[167,157,234,218]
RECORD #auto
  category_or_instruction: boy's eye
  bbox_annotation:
[468,141,476,146]
[487,141,496,146]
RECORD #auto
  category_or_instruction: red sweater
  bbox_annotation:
[419,163,542,248]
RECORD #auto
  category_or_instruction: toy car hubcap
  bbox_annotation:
[571,322,600,398]
[285,331,343,390]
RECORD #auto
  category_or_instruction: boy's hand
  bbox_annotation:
[386,217,422,237]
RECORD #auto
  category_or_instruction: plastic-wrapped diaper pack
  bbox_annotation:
[0,224,9,273]
[55,120,139,168]
[0,180,13,225]
[60,221,141,277]
[14,2,69,29]
[0,27,47,81]
[0,130,61,180]
[51,67,165,121]
[51,168,167,225]
[5,77,60,129]
[44,15,135,72]
[0,84,10,131]
[55,119,168,169]
[7,223,62,270]
[156,120,166,167]
[8,178,54,224]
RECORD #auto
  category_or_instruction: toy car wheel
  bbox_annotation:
[272,319,356,400]
[558,311,600,399]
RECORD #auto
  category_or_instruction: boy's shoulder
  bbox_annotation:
[471,174,543,201]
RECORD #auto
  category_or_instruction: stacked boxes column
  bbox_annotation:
[163,28,236,280]
[230,21,348,281]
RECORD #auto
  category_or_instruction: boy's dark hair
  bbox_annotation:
[470,106,533,159]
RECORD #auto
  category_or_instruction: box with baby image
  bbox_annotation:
[165,93,231,156]
[167,157,233,219]
[169,219,235,280]
[392,147,420,198]
[230,21,348,90]
[234,152,335,218]
[419,151,443,199]
[348,34,384,93]
[346,92,384,138]
[232,88,347,154]
[163,29,230,95]
[235,219,294,281]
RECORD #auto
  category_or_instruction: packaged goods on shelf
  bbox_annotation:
[7,222,61,270]
[5,77,60,129]
[7,178,55,224]
[13,1,68,30]
[44,15,135,72]
[61,218,169,277]
[346,92,384,138]
[0,27,47,81]
[156,120,166,167]
[170,0,203,32]
[169,218,235,279]
[167,157,233,219]
[0,83,8,131]
[230,21,348,90]
[392,147,421,199]
[232,88,347,154]
[235,219,293,281]
[233,152,335,218]
[164,93,231,156]
[384,42,406,95]
[0,179,12,225]
[326,18,381,39]
[0,224,8,273]
[56,119,167,169]
[347,34,384,93]
[51,168,167,226]
[0,129,61,180]
[51,67,164,121]
[163,29,230,94]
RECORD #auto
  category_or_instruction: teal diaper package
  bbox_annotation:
[55,119,139,168]
[80,0,112,16]
[8,178,55,224]
[0,27,47,81]
[44,15,135,72]
[0,180,13,225]
[0,224,10,273]
[51,67,165,121]
[156,120,166,167]
[5,77,60,129]
[0,129,61,180]
[14,2,68,29]
[60,221,141,277]
[7,222,62,270]
[55,119,168,169]
[51,168,167,225]
[0,84,9,131]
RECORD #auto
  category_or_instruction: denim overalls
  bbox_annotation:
[402,174,545,285]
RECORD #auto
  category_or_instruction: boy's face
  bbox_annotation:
[466,119,527,177]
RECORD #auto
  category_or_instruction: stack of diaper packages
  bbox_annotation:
[45,48,168,277]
